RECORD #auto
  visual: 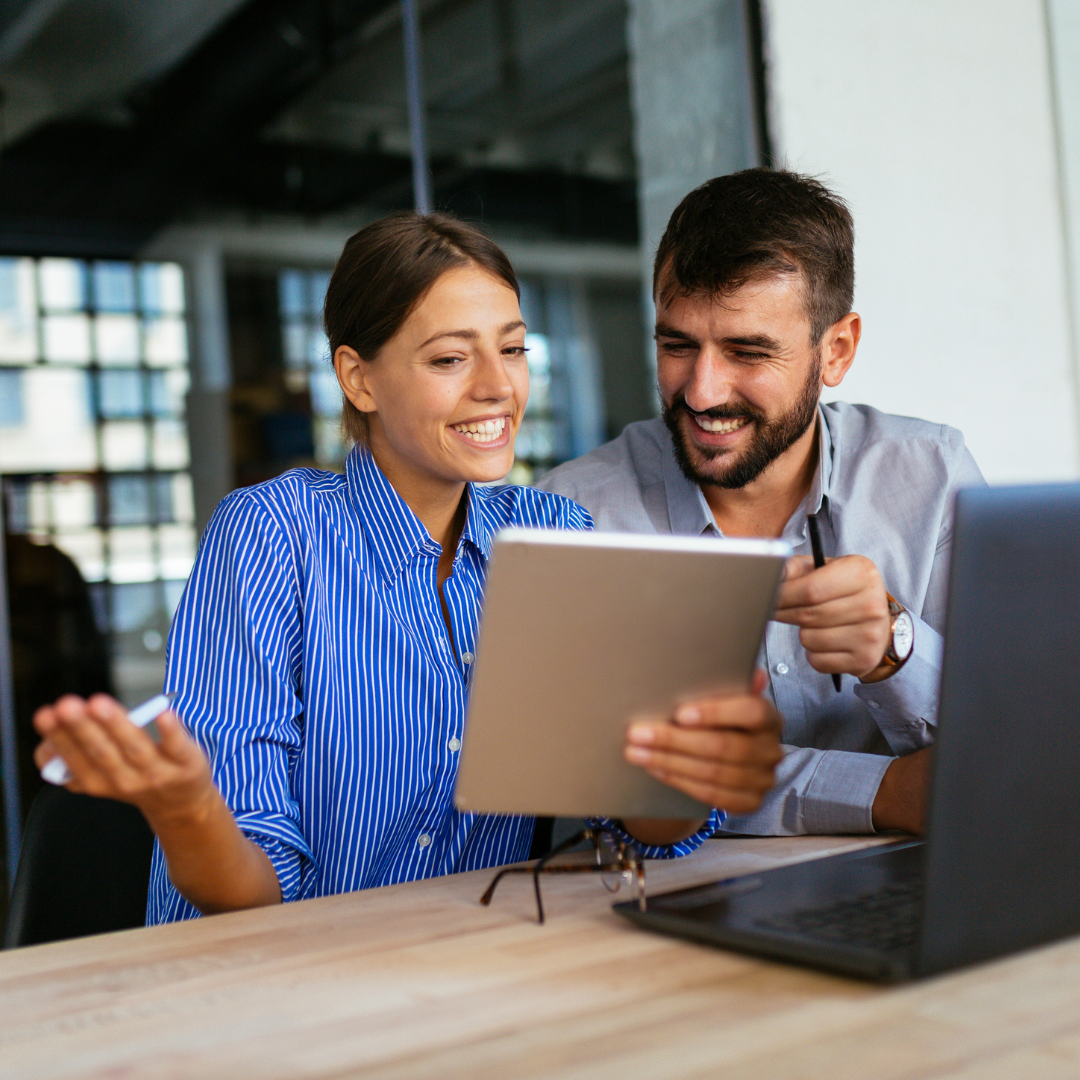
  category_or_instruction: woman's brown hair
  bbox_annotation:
[324,211,520,445]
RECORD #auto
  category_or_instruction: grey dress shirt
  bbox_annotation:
[539,401,986,835]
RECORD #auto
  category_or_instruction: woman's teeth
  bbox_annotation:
[695,416,748,434]
[453,417,507,443]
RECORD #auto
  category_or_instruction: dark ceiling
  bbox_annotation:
[0,0,639,257]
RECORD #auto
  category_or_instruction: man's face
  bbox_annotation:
[656,273,823,491]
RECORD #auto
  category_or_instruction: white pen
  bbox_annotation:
[40,692,176,787]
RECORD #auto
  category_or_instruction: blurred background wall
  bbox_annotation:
[2,0,1080,884]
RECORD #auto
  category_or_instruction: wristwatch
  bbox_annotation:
[860,593,915,684]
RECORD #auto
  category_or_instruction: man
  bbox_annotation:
[542,168,984,837]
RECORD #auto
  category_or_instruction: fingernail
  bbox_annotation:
[627,724,655,744]
[675,705,701,724]
[625,745,651,764]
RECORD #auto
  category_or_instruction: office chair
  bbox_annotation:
[3,785,154,948]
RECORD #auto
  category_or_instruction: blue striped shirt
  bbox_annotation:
[148,445,721,924]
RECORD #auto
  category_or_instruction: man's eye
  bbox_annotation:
[503,346,528,357]
[733,351,768,362]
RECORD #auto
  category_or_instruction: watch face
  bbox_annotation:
[893,610,915,660]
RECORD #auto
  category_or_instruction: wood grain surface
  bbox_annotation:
[3,835,1079,1080]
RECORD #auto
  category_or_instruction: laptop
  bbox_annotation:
[615,483,1080,982]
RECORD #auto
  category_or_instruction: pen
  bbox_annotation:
[807,513,842,693]
[40,692,176,786]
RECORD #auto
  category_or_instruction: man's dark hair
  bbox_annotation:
[653,168,854,344]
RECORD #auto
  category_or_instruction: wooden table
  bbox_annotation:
[3,835,1080,1079]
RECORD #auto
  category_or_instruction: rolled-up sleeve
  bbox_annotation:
[147,490,316,925]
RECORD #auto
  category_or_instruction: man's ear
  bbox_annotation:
[334,345,377,414]
[821,312,861,388]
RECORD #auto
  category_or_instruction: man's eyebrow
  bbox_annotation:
[654,321,696,341]
[724,334,782,351]
[418,320,525,349]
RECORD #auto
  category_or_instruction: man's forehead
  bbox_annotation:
[656,273,810,329]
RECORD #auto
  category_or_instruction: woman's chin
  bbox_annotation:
[457,448,516,484]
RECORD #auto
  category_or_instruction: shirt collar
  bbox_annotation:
[346,445,495,582]
[662,405,836,537]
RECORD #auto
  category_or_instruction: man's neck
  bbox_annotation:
[700,415,821,539]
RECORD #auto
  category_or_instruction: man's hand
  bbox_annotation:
[774,555,892,679]
[623,669,783,816]
[33,693,216,832]
[872,746,933,834]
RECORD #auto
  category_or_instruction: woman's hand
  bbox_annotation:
[33,694,215,831]
[33,694,281,914]
[623,670,783,821]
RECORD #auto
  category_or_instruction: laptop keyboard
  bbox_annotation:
[754,879,923,952]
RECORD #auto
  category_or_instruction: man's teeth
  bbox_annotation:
[695,416,748,434]
[453,417,507,443]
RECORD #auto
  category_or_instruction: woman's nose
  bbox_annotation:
[472,351,515,401]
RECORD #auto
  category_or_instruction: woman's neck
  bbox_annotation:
[366,437,469,560]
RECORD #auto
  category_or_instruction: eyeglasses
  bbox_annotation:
[480,823,646,924]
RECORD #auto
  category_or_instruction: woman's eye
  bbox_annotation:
[432,355,464,368]
[503,346,528,357]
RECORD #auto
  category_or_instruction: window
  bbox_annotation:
[0,257,196,705]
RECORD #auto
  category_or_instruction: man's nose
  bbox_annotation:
[682,352,735,413]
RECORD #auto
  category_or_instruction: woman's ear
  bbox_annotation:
[334,345,377,415]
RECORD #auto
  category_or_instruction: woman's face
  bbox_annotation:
[335,264,529,488]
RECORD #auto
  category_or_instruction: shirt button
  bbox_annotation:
[448,737,461,752]
[417,834,431,848]
[461,651,474,664]
[775,662,789,675]
[868,700,881,710]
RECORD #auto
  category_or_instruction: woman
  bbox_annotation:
[34,213,782,922]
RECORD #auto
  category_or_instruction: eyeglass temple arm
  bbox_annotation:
[478,828,593,924]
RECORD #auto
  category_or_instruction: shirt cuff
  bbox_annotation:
[595,808,726,859]
[853,612,943,755]
[800,749,894,834]
[234,810,317,903]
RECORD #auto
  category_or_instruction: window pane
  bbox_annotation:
[53,528,106,582]
[102,420,149,470]
[307,327,329,365]
[95,314,140,364]
[140,263,185,315]
[152,418,189,468]
[108,474,151,525]
[43,313,91,362]
[108,526,156,582]
[97,370,144,419]
[51,478,97,529]
[0,370,23,425]
[309,271,330,316]
[0,258,38,363]
[283,321,307,367]
[159,524,196,580]
[164,579,186,617]
[313,416,345,468]
[93,262,136,312]
[109,580,160,630]
[0,368,95,471]
[39,258,87,311]
[309,367,342,418]
[170,473,195,523]
[279,270,307,318]
[144,316,187,366]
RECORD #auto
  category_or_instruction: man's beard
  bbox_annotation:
[661,355,822,491]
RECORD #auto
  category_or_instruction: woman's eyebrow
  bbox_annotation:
[418,320,525,349]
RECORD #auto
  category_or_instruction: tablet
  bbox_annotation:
[453,528,791,820]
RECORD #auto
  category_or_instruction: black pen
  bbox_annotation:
[807,513,842,692]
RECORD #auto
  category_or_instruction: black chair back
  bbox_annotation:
[4,785,153,948]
